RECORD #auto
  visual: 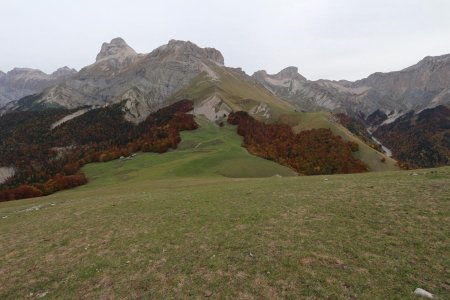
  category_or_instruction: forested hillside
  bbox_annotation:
[0,100,197,201]
[374,105,450,168]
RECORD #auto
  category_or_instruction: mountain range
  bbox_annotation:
[2,38,450,121]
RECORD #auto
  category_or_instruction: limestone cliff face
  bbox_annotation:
[0,67,76,105]
[355,54,450,111]
[19,38,225,122]
[253,55,450,118]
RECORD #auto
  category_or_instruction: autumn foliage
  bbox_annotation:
[0,100,197,201]
[228,111,368,175]
[373,105,450,168]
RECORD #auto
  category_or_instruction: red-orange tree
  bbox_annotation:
[228,111,367,175]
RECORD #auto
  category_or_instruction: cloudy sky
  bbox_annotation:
[1,0,450,80]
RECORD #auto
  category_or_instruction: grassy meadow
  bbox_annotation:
[0,120,449,299]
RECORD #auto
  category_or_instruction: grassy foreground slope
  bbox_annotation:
[0,139,449,299]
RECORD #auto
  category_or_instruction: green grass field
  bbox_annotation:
[0,121,449,299]
[84,117,296,188]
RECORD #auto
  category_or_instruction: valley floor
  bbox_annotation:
[0,167,449,299]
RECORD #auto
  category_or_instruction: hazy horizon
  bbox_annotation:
[1,0,450,81]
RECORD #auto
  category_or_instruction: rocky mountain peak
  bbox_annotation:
[151,39,224,65]
[421,53,450,64]
[51,66,77,77]
[277,66,306,81]
[253,66,307,83]
[279,66,298,76]
[402,53,450,72]
[96,37,137,62]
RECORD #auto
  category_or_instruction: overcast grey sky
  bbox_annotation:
[1,0,450,80]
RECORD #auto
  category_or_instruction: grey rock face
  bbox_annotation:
[8,38,224,122]
[253,55,450,118]
[18,38,225,122]
[0,166,15,184]
[52,66,78,77]
[0,67,77,105]
[253,67,352,113]
[157,40,224,65]
[96,37,136,61]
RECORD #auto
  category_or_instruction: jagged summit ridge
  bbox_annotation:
[278,66,301,78]
[51,66,77,76]
[96,37,137,62]
[150,39,224,65]
[417,53,450,65]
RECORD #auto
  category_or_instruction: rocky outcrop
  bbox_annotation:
[0,67,77,105]
[96,37,137,61]
[120,87,162,124]
[253,55,450,118]
[193,95,232,121]
[253,67,357,113]
[0,167,15,184]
